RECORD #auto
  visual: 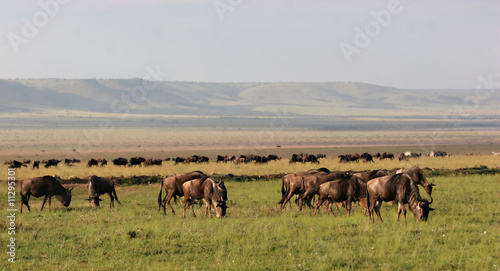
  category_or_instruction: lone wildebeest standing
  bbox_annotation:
[86,175,121,208]
[158,171,207,215]
[312,175,367,217]
[182,178,227,218]
[367,173,434,223]
[20,176,73,213]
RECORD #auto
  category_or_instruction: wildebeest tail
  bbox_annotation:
[113,187,121,205]
[281,177,286,196]
[157,182,163,212]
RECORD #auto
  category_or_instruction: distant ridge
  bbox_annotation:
[1,79,496,116]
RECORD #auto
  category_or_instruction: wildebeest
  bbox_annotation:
[312,175,368,217]
[44,159,61,168]
[20,176,73,213]
[299,171,348,210]
[404,151,421,158]
[396,166,434,196]
[289,154,301,163]
[86,175,121,208]
[158,171,207,215]
[9,160,25,169]
[182,178,227,218]
[87,158,99,167]
[353,170,388,183]
[144,158,162,166]
[33,160,40,169]
[129,157,145,166]
[279,168,333,210]
[360,153,374,163]
[397,153,407,161]
[267,154,281,161]
[379,152,394,160]
[99,158,107,166]
[174,157,186,164]
[301,154,319,163]
[216,155,225,163]
[367,173,434,223]
[112,157,128,166]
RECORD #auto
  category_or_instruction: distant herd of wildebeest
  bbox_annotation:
[9,149,498,222]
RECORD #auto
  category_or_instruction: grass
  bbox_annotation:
[1,173,499,270]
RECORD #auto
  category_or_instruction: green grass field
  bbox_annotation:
[1,162,499,270]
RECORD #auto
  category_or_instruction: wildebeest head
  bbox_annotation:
[215,200,227,218]
[62,187,73,207]
[412,196,434,221]
[86,176,103,207]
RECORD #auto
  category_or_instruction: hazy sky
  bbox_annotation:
[1,0,499,89]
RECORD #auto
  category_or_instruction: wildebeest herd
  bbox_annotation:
[279,166,435,222]
[17,164,435,222]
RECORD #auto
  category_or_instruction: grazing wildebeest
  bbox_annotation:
[64,158,73,165]
[9,160,25,169]
[317,153,327,159]
[20,176,73,213]
[129,157,145,166]
[267,154,281,161]
[112,157,128,166]
[398,153,407,161]
[33,160,40,169]
[396,166,434,196]
[216,155,225,163]
[99,158,107,166]
[279,168,333,210]
[312,175,368,217]
[299,171,348,210]
[158,171,208,215]
[367,173,434,223]
[87,158,99,167]
[302,154,319,163]
[360,153,374,163]
[198,156,210,163]
[380,152,394,160]
[174,157,186,165]
[225,155,236,163]
[44,159,61,168]
[86,175,121,208]
[289,154,301,163]
[182,178,227,218]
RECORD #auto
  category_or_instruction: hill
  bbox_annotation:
[1,79,497,117]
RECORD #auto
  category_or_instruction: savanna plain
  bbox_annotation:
[1,113,500,270]
[1,154,499,270]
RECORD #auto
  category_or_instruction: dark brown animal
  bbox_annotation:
[20,176,73,213]
[367,173,434,223]
[279,168,332,210]
[158,171,207,215]
[33,160,40,169]
[44,159,61,168]
[112,157,128,166]
[182,178,227,218]
[299,171,348,210]
[86,175,121,208]
[396,166,434,196]
[87,158,99,167]
[312,175,367,217]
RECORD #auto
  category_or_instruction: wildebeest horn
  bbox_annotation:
[429,195,433,205]
[431,181,436,186]
[68,187,74,192]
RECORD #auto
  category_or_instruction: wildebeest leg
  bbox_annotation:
[182,196,190,218]
[345,200,352,216]
[20,194,31,213]
[328,200,335,216]
[374,201,383,222]
[312,196,327,217]
[397,202,406,222]
[165,193,176,215]
[108,192,114,208]
[41,195,49,211]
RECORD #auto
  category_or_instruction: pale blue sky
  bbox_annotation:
[1,0,499,88]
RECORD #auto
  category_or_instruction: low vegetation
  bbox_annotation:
[1,173,498,270]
